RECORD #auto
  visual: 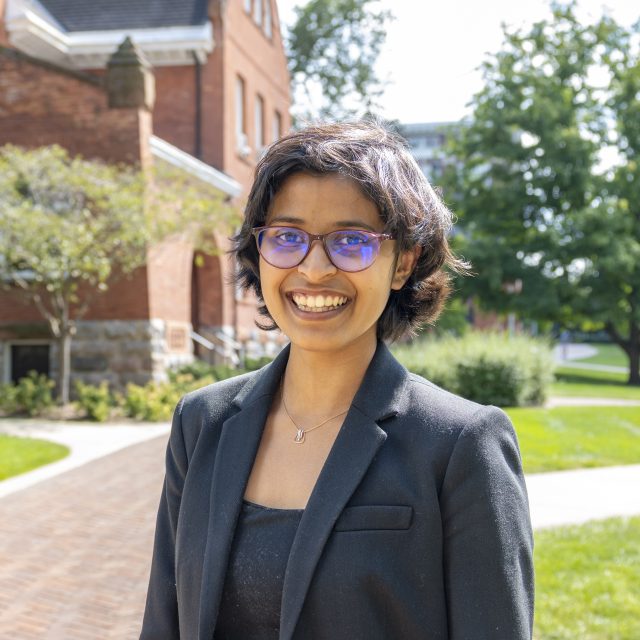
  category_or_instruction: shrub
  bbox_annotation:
[170,361,247,383]
[0,382,19,415]
[393,332,555,407]
[75,380,113,422]
[5,372,56,416]
[123,374,215,422]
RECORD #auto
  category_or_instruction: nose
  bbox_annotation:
[297,239,337,280]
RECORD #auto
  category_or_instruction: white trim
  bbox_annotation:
[149,136,242,198]
[6,0,214,68]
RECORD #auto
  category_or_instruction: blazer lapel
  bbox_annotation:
[279,342,409,640]
[197,346,290,640]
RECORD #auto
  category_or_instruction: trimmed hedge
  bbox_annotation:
[393,332,555,407]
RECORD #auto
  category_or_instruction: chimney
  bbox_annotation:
[106,36,155,110]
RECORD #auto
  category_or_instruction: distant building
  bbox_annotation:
[399,121,457,183]
[0,0,291,388]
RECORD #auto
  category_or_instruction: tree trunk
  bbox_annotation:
[57,330,72,404]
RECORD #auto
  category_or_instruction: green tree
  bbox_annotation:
[286,0,392,122]
[0,145,235,403]
[444,2,640,384]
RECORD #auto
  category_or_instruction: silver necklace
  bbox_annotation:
[280,380,349,444]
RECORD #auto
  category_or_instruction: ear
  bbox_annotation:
[391,246,421,290]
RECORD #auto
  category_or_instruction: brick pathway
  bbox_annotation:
[0,435,167,640]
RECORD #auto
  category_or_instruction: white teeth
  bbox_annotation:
[291,294,348,312]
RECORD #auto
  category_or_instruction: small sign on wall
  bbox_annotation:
[166,324,188,352]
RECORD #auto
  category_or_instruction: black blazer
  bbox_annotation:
[140,342,534,640]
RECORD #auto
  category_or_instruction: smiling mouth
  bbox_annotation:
[290,293,349,313]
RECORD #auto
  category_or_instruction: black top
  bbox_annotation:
[214,500,304,640]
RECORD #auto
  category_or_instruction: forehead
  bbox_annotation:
[266,172,383,231]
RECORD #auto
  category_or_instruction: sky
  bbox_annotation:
[276,0,639,124]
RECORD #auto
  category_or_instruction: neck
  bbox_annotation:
[282,333,378,421]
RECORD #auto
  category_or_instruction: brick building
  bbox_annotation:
[0,0,291,389]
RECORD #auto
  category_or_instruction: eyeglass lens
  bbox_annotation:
[255,227,382,272]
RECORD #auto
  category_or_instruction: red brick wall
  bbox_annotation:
[82,269,151,321]
[192,252,224,328]
[152,66,198,157]
[0,268,150,328]
[184,0,292,191]
[146,237,194,323]
[0,48,149,166]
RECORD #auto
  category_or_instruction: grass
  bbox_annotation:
[551,367,640,400]
[534,516,640,639]
[568,342,629,368]
[505,406,640,473]
[0,434,69,481]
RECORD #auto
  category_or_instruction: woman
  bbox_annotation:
[140,121,534,640]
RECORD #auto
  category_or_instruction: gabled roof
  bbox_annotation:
[37,0,209,32]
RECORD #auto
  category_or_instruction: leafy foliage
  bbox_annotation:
[286,0,392,122]
[74,380,113,422]
[0,372,55,416]
[443,1,640,383]
[0,145,237,403]
[393,332,555,407]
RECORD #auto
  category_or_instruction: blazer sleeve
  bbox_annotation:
[140,397,187,640]
[440,405,534,639]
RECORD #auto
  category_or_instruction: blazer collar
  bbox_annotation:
[197,340,410,640]
[233,339,409,421]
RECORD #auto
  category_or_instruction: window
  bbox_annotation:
[235,76,248,155]
[255,94,265,152]
[253,0,263,26]
[10,343,50,383]
[244,0,252,13]
[263,0,273,38]
[272,109,282,142]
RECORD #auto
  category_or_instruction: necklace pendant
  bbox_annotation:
[294,428,306,444]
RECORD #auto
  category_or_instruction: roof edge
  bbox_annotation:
[150,136,242,198]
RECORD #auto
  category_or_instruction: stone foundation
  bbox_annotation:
[61,319,194,390]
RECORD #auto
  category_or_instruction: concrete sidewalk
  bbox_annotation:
[527,464,640,529]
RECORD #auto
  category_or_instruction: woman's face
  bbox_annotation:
[259,172,416,356]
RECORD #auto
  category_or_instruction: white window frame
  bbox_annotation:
[244,0,252,14]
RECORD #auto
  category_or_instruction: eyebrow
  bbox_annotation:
[268,215,378,232]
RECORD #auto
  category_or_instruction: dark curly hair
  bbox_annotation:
[232,120,469,342]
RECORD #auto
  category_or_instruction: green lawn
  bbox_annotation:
[569,342,629,368]
[506,406,640,473]
[0,434,69,481]
[551,367,640,400]
[534,516,640,639]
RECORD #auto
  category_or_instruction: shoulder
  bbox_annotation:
[173,370,259,450]
[402,370,516,444]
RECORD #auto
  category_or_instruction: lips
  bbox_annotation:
[289,293,349,313]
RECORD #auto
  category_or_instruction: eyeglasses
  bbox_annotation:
[252,226,394,272]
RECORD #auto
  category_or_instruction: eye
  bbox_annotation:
[334,231,372,246]
[273,228,306,245]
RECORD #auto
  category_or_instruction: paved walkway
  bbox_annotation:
[0,435,167,639]
[1,417,640,638]
[553,342,629,373]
